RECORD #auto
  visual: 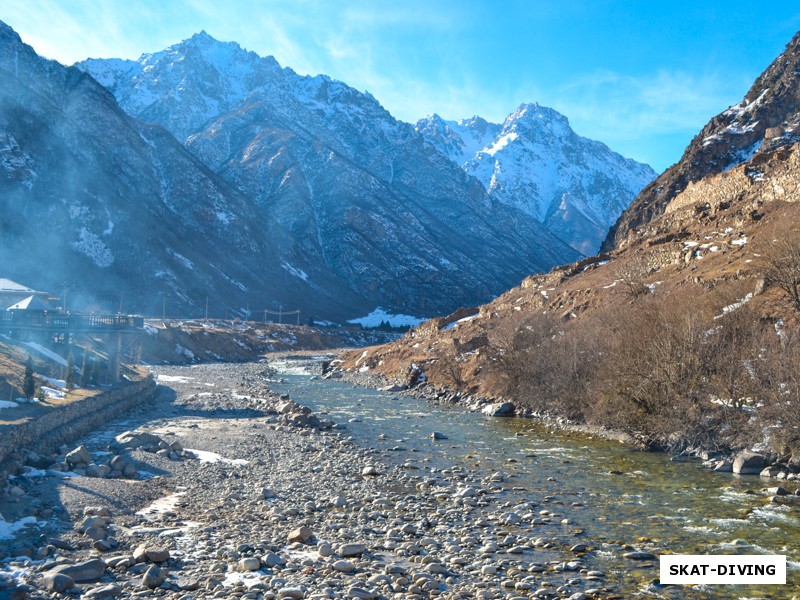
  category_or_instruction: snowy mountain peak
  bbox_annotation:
[78,32,287,140]
[504,102,571,136]
[417,102,656,254]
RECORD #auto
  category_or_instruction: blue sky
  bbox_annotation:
[2,0,799,172]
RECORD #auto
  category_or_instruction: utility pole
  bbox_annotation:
[263,309,268,324]
[118,291,123,314]
[205,296,209,320]
[162,295,166,321]
[278,308,282,324]
[296,310,300,325]
[62,281,67,312]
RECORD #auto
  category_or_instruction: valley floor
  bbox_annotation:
[0,361,620,600]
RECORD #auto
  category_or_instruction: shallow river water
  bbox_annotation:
[271,361,800,599]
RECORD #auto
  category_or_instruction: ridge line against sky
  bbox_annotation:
[3,0,800,172]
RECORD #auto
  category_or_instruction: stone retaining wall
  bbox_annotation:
[0,377,157,467]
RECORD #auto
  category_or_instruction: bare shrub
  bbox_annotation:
[759,233,800,310]
[592,289,714,449]
[436,341,467,389]
[497,312,602,420]
[613,254,651,300]
[750,324,800,456]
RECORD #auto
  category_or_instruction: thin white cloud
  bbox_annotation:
[553,69,747,137]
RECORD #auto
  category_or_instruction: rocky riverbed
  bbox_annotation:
[0,361,621,600]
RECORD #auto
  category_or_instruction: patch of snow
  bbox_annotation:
[185,449,248,466]
[169,250,194,270]
[41,387,66,399]
[281,262,309,282]
[136,491,186,519]
[715,293,754,320]
[724,140,762,171]
[22,342,67,366]
[71,227,114,268]
[731,237,748,246]
[156,374,193,383]
[348,307,425,328]
[484,132,518,157]
[0,400,19,410]
[223,572,263,588]
[355,350,369,367]
[42,376,65,388]
[442,314,478,330]
[0,516,42,540]
[313,320,338,327]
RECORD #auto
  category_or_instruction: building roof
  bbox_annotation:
[7,295,50,311]
[0,278,37,293]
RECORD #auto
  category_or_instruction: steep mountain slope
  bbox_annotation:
[0,21,291,317]
[337,32,800,452]
[77,33,581,318]
[605,30,800,252]
[416,104,656,254]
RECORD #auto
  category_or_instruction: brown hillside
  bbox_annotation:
[337,139,800,452]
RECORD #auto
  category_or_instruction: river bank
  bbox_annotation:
[0,361,623,600]
[328,360,796,481]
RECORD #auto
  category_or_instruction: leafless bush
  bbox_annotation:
[750,324,800,455]
[613,255,651,300]
[759,233,800,310]
[497,312,601,420]
[435,341,467,389]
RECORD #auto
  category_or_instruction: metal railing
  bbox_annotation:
[0,311,143,331]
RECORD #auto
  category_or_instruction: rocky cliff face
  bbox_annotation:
[604,31,800,252]
[75,31,580,319]
[416,104,656,255]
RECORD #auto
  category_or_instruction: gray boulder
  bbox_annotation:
[111,431,163,452]
[49,559,106,582]
[65,445,91,466]
[733,451,769,475]
[42,573,73,593]
[481,402,515,417]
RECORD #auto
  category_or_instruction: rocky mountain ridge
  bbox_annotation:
[74,30,582,318]
[0,22,580,320]
[415,103,656,254]
[337,30,800,454]
[605,30,800,252]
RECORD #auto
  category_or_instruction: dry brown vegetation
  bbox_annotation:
[339,146,800,457]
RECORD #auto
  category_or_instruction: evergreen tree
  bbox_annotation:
[81,348,91,387]
[22,356,35,400]
[65,352,75,391]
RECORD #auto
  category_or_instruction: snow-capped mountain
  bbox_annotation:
[416,104,657,255]
[605,31,800,252]
[0,25,581,320]
[415,114,502,167]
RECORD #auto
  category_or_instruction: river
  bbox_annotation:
[270,357,800,599]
